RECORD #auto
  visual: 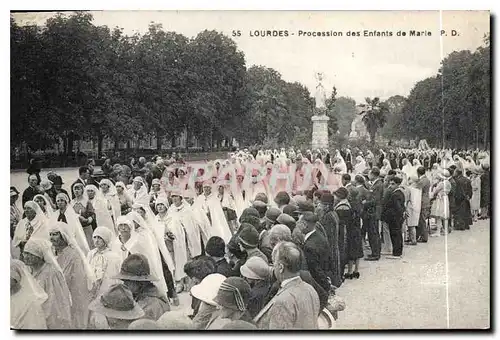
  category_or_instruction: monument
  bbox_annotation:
[349,104,369,139]
[311,72,330,150]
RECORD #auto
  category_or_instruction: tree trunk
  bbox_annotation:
[114,138,119,153]
[185,125,189,154]
[171,135,176,148]
[97,132,104,159]
[156,129,162,151]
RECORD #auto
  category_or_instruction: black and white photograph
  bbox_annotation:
[10,10,490,330]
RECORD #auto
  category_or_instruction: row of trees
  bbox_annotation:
[12,11,489,161]
[391,34,490,149]
[11,12,360,160]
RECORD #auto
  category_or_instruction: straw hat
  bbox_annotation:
[190,273,227,306]
[88,284,145,320]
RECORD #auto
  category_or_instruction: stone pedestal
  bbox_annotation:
[311,115,330,150]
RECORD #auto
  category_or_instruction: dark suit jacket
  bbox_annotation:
[22,186,39,207]
[303,230,333,293]
[415,175,431,210]
[370,178,385,220]
[382,187,406,224]
[345,184,361,216]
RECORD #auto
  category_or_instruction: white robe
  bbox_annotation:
[193,193,232,243]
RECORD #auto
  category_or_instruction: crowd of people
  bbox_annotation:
[10,145,490,330]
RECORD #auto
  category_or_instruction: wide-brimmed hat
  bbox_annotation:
[88,283,145,320]
[191,273,227,306]
[113,254,157,282]
[240,257,271,281]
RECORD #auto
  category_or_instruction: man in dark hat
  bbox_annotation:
[238,225,269,264]
[114,254,170,321]
[296,200,315,216]
[205,236,232,277]
[276,213,296,233]
[381,176,406,259]
[89,283,145,329]
[264,207,281,229]
[22,174,40,207]
[316,192,342,287]
[453,168,473,231]
[301,211,334,293]
[48,175,70,204]
[367,167,383,259]
[274,191,291,210]
[281,204,298,220]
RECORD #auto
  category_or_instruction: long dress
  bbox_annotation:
[406,187,422,227]
[55,245,91,329]
[87,247,121,298]
[430,180,451,220]
[335,199,363,262]
[334,200,351,270]
[11,259,48,330]
[193,193,233,244]
[318,207,342,288]
[470,176,481,211]
[31,263,72,329]
[158,210,188,282]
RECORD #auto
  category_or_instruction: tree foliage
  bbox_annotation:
[395,40,490,149]
[11,13,316,157]
[360,97,388,142]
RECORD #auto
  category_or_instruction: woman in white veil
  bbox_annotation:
[13,201,51,257]
[132,202,176,274]
[353,155,367,176]
[50,193,90,254]
[86,185,116,236]
[33,194,55,220]
[381,158,392,174]
[123,212,170,297]
[334,150,348,174]
[99,179,121,225]
[11,259,48,329]
[22,238,72,329]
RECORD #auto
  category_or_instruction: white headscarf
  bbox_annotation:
[51,193,90,254]
[24,237,64,275]
[13,201,50,248]
[33,194,55,220]
[132,203,175,271]
[11,259,48,329]
[49,221,96,289]
[86,184,116,235]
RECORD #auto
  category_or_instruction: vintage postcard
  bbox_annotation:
[10,10,490,330]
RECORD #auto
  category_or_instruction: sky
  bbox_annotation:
[12,10,489,103]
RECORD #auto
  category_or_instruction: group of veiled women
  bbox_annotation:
[10,146,490,330]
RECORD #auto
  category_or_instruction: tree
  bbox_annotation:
[331,96,357,138]
[324,86,339,137]
[380,95,407,139]
[360,97,388,143]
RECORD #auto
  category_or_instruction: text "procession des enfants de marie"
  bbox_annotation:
[232,30,435,38]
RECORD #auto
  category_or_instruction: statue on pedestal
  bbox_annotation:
[314,72,327,114]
